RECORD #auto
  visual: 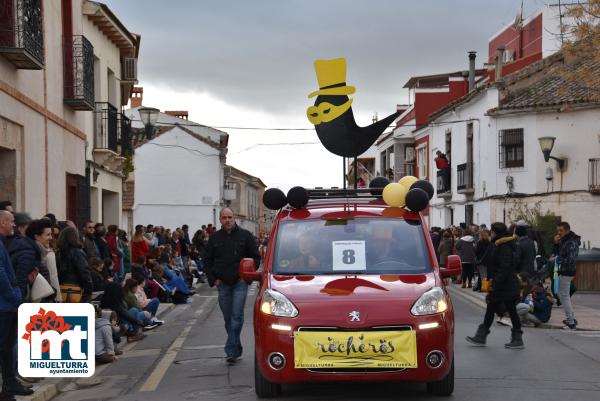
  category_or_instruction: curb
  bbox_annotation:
[447,284,599,332]
[24,302,177,401]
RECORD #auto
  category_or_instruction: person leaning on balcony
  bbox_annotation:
[435,150,450,169]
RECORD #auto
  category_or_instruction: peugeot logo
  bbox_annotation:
[348,311,360,322]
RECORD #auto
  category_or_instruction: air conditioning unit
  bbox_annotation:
[121,58,137,82]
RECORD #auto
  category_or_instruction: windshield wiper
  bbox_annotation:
[321,271,365,275]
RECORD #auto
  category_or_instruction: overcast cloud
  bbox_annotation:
[104,0,544,189]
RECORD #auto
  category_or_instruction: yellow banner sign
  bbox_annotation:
[294,330,417,369]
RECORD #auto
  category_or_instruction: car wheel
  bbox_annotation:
[426,357,454,396]
[254,354,282,398]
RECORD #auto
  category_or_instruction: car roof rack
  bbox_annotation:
[306,188,382,199]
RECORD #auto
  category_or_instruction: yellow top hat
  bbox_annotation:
[308,58,356,98]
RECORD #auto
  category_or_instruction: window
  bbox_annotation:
[499,129,524,168]
[417,145,427,179]
[273,218,430,275]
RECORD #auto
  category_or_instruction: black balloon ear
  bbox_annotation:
[287,186,309,209]
[410,180,435,200]
[263,188,287,210]
[405,188,429,212]
[369,176,389,195]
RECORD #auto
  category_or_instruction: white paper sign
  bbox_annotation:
[332,241,366,271]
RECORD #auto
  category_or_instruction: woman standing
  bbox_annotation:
[466,222,524,349]
[56,227,93,303]
[456,233,476,288]
[25,219,57,302]
[131,225,150,264]
[437,230,454,267]
[474,230,492,292]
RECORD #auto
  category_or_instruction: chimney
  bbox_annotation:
[165,111,189,120]
[495,46,505,81]
[130,86,143,108]
[468,51,476,91]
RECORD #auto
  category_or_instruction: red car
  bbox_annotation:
[240,191,461,398]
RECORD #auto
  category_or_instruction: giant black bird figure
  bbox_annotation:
[307,58,400,158]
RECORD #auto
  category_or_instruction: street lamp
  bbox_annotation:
[538,136,566,170]
[138,107,159,139]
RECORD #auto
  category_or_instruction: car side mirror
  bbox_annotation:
[239,258,261,282]
[441,255,462,279]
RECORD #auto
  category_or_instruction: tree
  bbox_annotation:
[559,0,600,100]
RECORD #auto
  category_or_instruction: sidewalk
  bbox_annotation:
[447,283,600,331]
[22,302,176,401]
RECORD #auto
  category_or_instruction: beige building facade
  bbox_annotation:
[0,0,138,227]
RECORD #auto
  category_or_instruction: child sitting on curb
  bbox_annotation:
[95,305,117,364]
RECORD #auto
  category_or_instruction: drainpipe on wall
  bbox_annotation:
[495,46,505,81]
[468,51,476,91]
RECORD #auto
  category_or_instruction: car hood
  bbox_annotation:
[268,273,441,328]
[269,273,437,303]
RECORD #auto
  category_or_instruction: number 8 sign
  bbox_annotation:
[332,241,366,271]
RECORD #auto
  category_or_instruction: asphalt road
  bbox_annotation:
[50,284,600,401]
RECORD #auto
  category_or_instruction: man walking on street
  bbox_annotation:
[466,222,524,349]
[204,208,260,365]
[0,211,34,399]
[553,222,580,330]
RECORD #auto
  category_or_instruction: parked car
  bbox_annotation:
[241,190,462,398]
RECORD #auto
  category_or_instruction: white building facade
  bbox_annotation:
[428,53,600,247]
[123,108,228,233]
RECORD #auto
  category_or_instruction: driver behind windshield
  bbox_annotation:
[289,234,321,269]
[369,224,394,264]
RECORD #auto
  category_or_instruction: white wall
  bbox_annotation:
[134,127,223,233]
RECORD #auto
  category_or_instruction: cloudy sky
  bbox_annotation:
[105,0,545,190]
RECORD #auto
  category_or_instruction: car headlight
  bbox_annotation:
[411,287,448,316]
[260,289,298,317]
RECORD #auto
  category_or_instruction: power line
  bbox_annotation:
[233,142,320,154]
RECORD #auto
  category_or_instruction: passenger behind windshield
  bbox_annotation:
[288,234,321,269]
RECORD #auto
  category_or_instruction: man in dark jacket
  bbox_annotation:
[8,213,41,300]
[467,222,524,349]
[0,211,34,398]
[553,221,580,330]
[204,208,260,364]
[515,225,536,275]
[93,223,111,262]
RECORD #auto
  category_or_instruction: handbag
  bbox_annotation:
[481,278,493,293]
[28,274,55,302]
[60,283,83,303]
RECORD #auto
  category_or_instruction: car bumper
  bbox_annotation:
[255,314,454,384]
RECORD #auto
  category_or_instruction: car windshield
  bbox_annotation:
[272,217,431,275]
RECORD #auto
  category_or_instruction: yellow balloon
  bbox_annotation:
[398,175,418,189]
[382,183,408,207]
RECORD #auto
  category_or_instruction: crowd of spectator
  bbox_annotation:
[0,199,213,397]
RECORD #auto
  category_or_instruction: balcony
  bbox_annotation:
[457,162,474,194]
[590,158,600,194]
[63,35,94,110]
[436,169,451,198]
[93,103,125,173]
[121,57,137,83]
[0,0,44,69]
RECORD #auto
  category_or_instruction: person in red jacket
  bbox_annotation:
[131,225,150,265]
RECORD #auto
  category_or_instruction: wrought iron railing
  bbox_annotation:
[590,158,600,194]
[64,35,94,110]
[437,168,451,195]
[120,113,132,155]
[94,103,119,152]
[457,162,474,192]
[0,0,44,69]
[121,57,137,82]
